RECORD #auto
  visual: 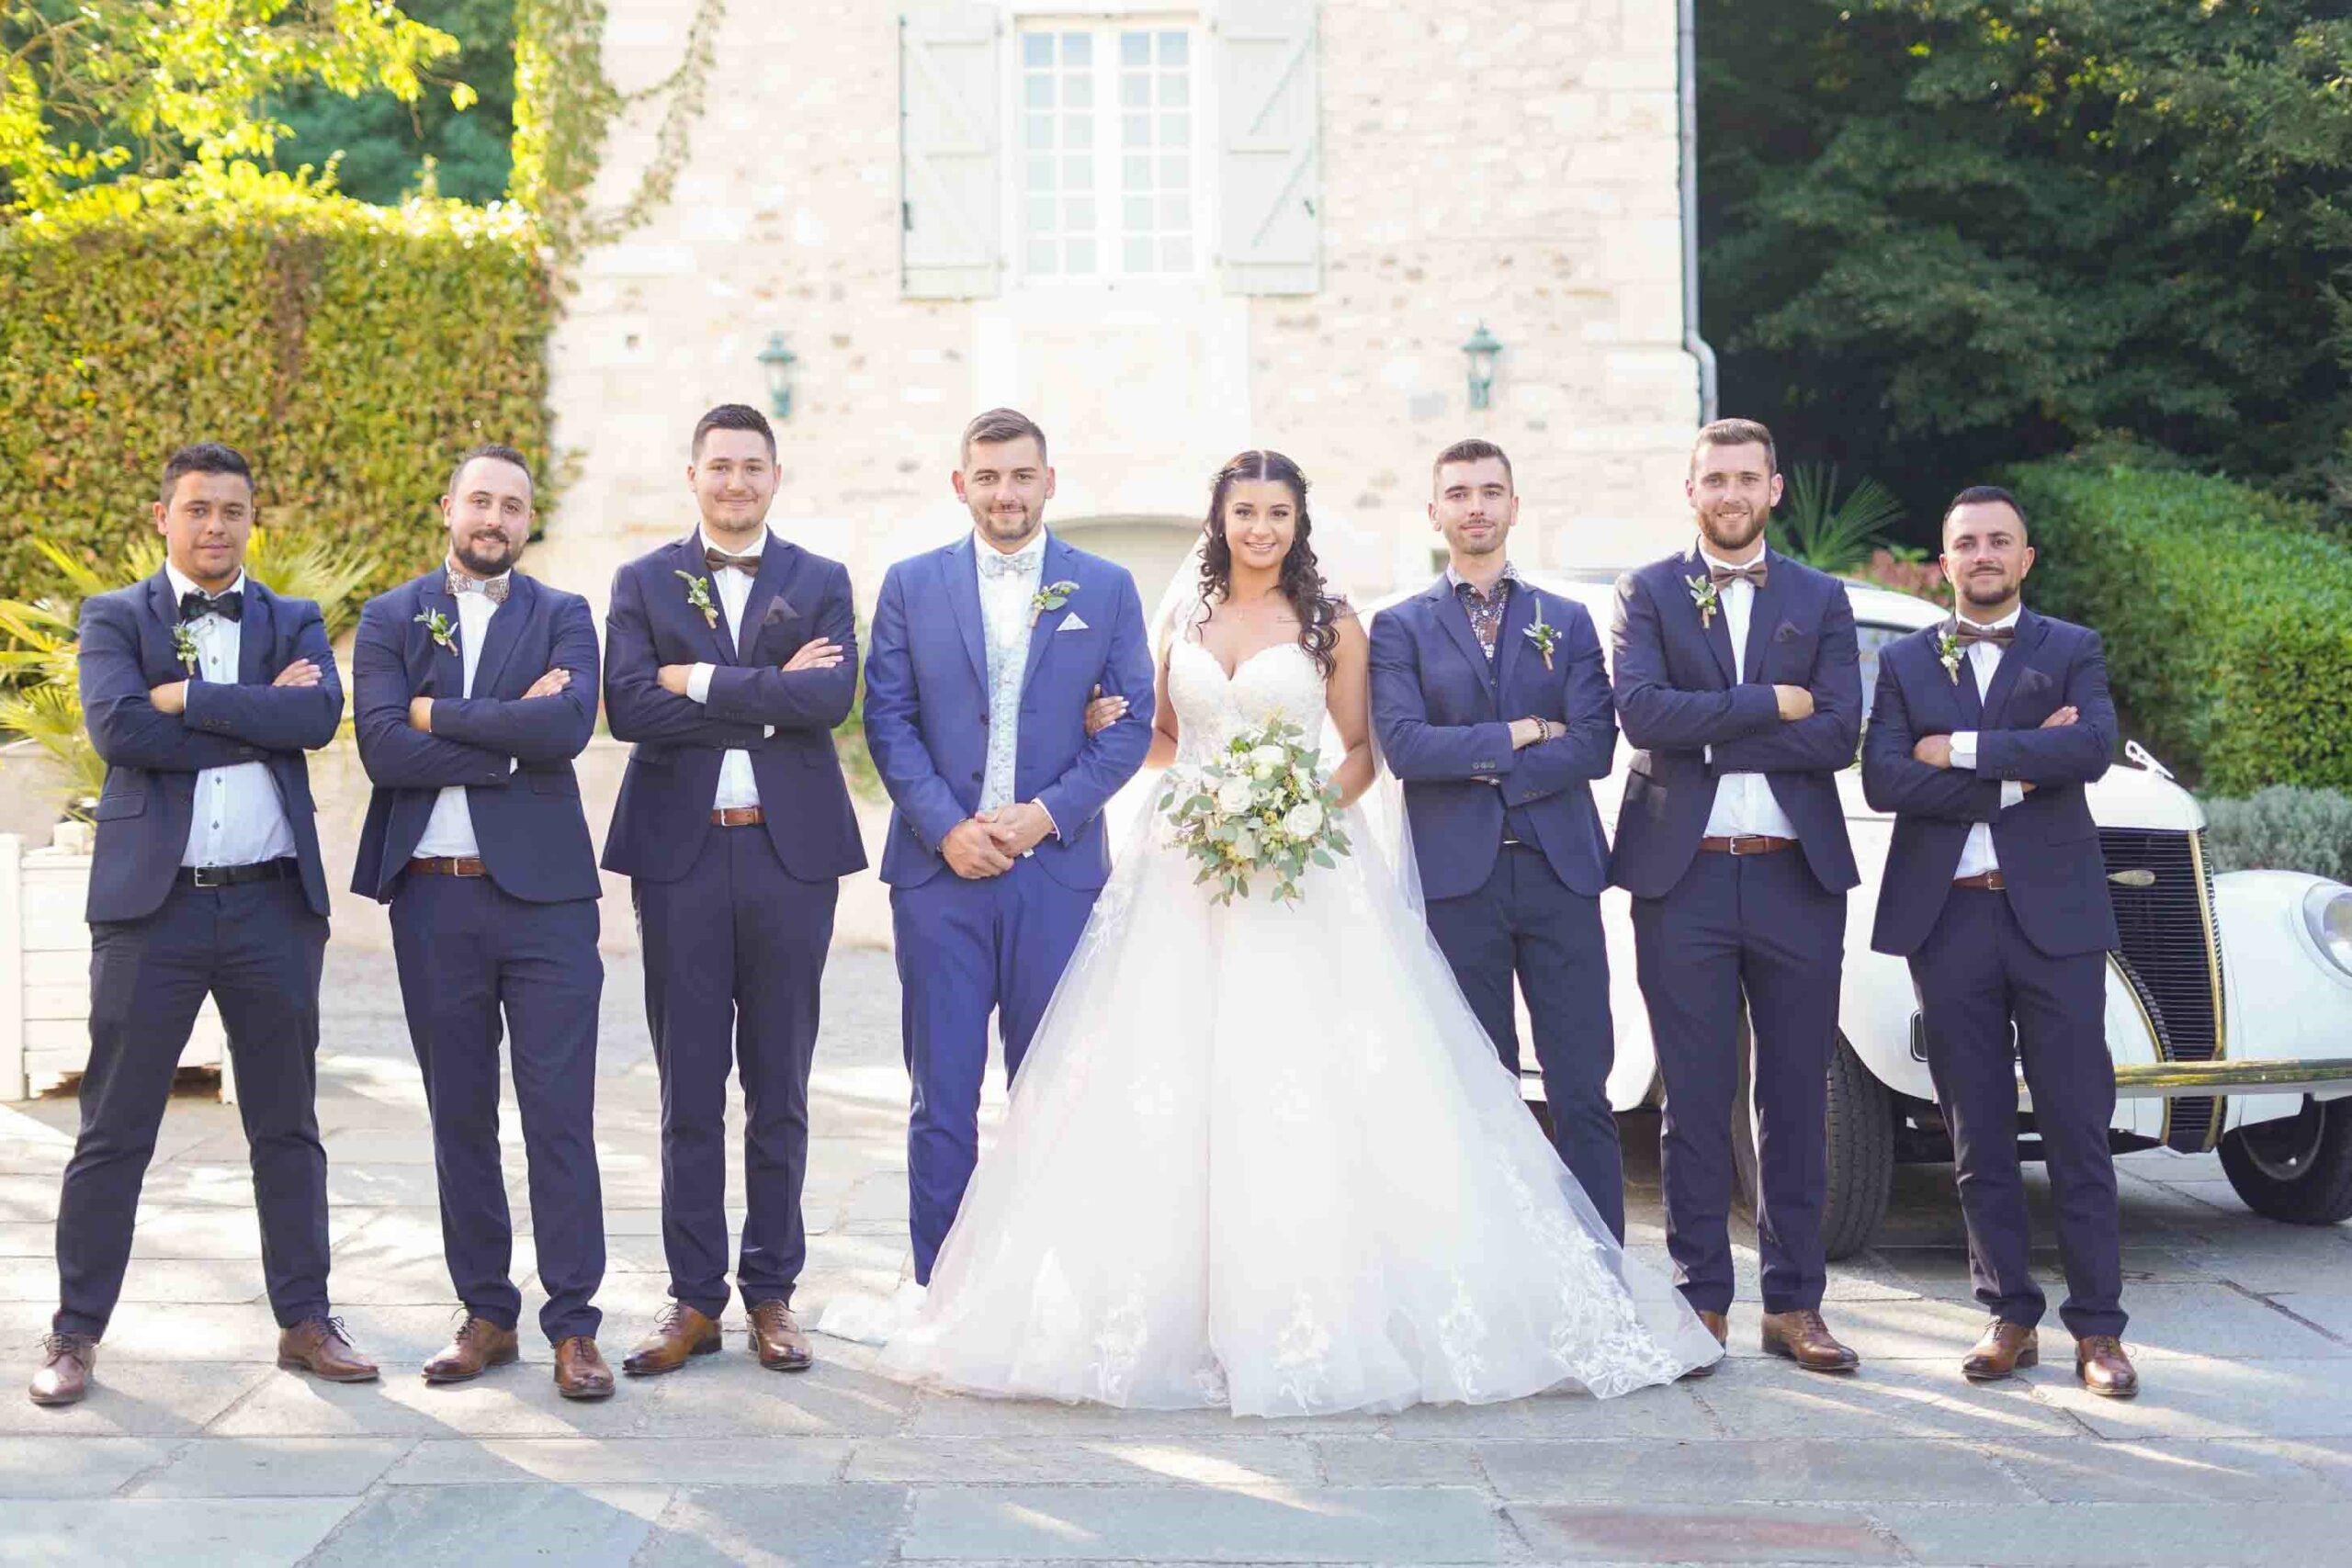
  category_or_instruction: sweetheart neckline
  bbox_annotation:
[1174,637,1309,684]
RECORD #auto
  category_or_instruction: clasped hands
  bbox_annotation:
[1912,705,2078,795]
[942,684,1132,878]
[149,658,324,715]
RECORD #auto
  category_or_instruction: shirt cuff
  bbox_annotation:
[1034,800,1060,840]
[1999,780,2025,810]
[686,662,715,705]
[1948,730,1978,771]
[763,725,775,739]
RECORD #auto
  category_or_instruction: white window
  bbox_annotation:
[1016,21,1202,281]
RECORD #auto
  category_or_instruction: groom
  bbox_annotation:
[864,408,1155,1289]
[1369,439,1627,1241]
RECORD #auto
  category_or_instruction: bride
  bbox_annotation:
[877,450,1722,1414]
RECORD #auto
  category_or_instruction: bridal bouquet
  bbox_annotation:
[1159,720,1351,906]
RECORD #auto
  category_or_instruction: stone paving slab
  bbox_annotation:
[0,1497,361,1568]
[123,1434,415,1496]
[301,1482,673,1568]
[1474,1438,2016,1505]
[0,1434,173,1497]
[848,1435,1321,1487]
[1873,1501,2352,1567]
[638,1484,913,1568]
[904,1485,1509,1562]
[1685,1358,2080,1441]
[1506,1503,1900,1565]
[1972,1435,2348,1503]
[386,1434,851,1487]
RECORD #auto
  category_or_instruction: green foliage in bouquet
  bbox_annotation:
[1159,721,1351,906]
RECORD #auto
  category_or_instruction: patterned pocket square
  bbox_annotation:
[1772,619,1804,642]
[1057,613,1089,632]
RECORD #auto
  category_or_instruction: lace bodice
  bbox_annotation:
[1167,637,1328,765]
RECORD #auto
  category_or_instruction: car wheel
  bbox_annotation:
[2219,1098,2352,1225]
[1733,1025,1896,1260]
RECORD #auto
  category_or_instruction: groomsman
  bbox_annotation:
[1370,439,1628,1240]
[1610,418,1863,1374]
[603,404,865,1377]
[31,443,374,1406]
[864,408,1155,1293]
[1863,486,2136,1397]
[350,445,614,1400]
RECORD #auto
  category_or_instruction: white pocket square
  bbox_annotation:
[1057,613,1089,632]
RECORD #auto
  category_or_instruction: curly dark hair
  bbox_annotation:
[1195,449,1344,680]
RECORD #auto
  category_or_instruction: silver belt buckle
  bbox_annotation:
[1727,835,1759,856]
[191,865,228,887]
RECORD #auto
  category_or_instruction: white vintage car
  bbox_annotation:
[1373,571,2352,1254]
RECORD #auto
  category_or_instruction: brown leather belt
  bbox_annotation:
[407,856,486,877]
[1699,834,1795,856]
[180,858,296,888]
[711,807,765,827]
[1952,870,2007,890]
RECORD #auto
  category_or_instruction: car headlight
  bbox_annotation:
[2304,885,2352,978]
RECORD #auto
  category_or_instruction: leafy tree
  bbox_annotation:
[1698,0,2352,535]
[272,0,514,205]
[0,0,468,210]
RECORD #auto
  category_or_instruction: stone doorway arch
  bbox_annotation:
[1049,515,1203,605]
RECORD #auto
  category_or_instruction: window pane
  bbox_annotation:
[1025,114,1054,149]
[1063,31,1091,66]
[1028,196,1057,235]
[1021,32,1052,68]
[1125,153,1151,187]
[1159,31,1187,66]
[1120,30,1150,67]
[1161,152,1188,187]
[1066,237,1097,274]
[1162,235,1192,271]
[1066,196,1095,231]
[1025,74,1055,109]
[1120,73,1150,109]
[1125,235,1154,272]
[1065,73,1092,109]
[1123,113,1149,147]
[1161,192,1190,228]
[1161,112,1188,146]
[1161,73,1189,108]
[1063,153,1092,189]
[1027,154,1055,192]
[1066,114,1093,149]
[1028,237,1057,273]
[1124,195,1152,231]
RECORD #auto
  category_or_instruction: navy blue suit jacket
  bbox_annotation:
[78,573,342,922]
[1369,575,1616,900]
[1607,546,1862,899]
[864,534,1154,890]
[349,569,602,904]
[1862,609,2120,959]
[601,531,867,884]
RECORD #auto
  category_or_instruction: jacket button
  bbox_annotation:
[978,710,989,724]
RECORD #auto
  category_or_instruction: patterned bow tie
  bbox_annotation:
[704,546,759,576]
[447,569,510,604]
[178,588,243,624]
[1951,620,2016,648]
[1707,559,1768,591]
[978,548,1039,580]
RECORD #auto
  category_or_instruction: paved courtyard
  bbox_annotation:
[4,945,2351,1567]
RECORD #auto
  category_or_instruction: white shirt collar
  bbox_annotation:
[975,529,1047,571]
[698,525,766,559]
[1694,537,1768,574]
[1956,604,2024,633]
[165,562,247,602]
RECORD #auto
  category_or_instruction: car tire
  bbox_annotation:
[2219,1098,2352,1225]
[1732,1026,1895,1260]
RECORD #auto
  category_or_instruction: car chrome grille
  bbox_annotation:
[2099,827,2226,1151]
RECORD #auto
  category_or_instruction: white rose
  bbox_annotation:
[1283,800,1325,840]
[1230,829,1260,864]
[1251,745,1289,770]
[1216,776,1257,816]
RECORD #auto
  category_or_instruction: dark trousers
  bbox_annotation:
[634,823,838,1318]
[1633,846,1844,1315]
[891,858,1097,1284]
[1426,842,1624,1241]
[389,874,605,1343]
[1909,887,2126,1339]
[55,874,330,1338]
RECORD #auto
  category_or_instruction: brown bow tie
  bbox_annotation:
[1951,620,2015,648]
[447,570,509,604]
[1707,560,1767,591]
[705,547,759,576]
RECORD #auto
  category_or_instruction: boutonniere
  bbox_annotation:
[171,621,200,673]
[674,570,718,629]
[414,608,458,654]
[1685,573,1721,630]
[1030,579,1080,628]
[1936,623,1962,684]
[1522,599,1559,671]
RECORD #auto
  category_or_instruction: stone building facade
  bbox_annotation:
[535,0,1705,613]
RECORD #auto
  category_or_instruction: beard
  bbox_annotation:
[1697,501,1766,555]
[1960,571,2016,610]
[453,533,517,578]
[1449,523,1504,557]
[970,499,1043,547]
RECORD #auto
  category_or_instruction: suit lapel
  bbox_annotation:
[236,580,272,687]
[1430,580,1494,706]
[674,533,735,663]
[943,535,989,689]
[1978,608,2044,731]
[418,575,463,699]
[739,532,796,662]
[144,573,181,676]
[1494,576,1534,696]
[1684,549,1737,687]
[470,574,530,697]
[1739,551,1789,686]
[1019,535,1074,695]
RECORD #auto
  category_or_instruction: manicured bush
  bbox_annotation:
[2003,460,2352,794]
[2202,787,2352,883]
[0,164,551,605]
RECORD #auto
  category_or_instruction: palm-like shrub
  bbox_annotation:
[1776,465,1907,576]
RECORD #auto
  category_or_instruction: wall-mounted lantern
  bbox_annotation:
[757,333,799,421]
[1462,321,1503,411]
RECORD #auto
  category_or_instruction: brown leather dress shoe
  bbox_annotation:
[1759,1308,1860,1373]
[2075,1335,2139,1399]
[1961,1321,2038,1382]
[748,1300,813,1372]
[277,1316,379,1383]
[621,1303,721,1377]
[1680,1309,1730,1381]
[554,1336,616,1400]
[28,1333,96,1407]
[423,1314,520,1384]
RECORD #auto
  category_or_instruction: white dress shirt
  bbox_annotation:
[976,530,1046,815]
[682,527,775,811]
[1945,604,2029,877]
[167,564,297,869]
[1695,542,1801,840]
[413,569,511,858]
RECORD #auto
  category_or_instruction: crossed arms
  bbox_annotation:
[80,593,342,772]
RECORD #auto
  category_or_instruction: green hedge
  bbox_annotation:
[2005,460,2352,794]
[0,165,550,605]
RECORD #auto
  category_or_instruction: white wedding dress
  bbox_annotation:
[878,634,1723,1414]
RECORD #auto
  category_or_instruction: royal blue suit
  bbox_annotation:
[351,568,606,1344]
[55,573,343,1338]
[1864,608,2127,1338]
[603,530,866,1320]
[1370,573,1626,1236]
[1609,545,1861,1317]
[864,533,1154,1281]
